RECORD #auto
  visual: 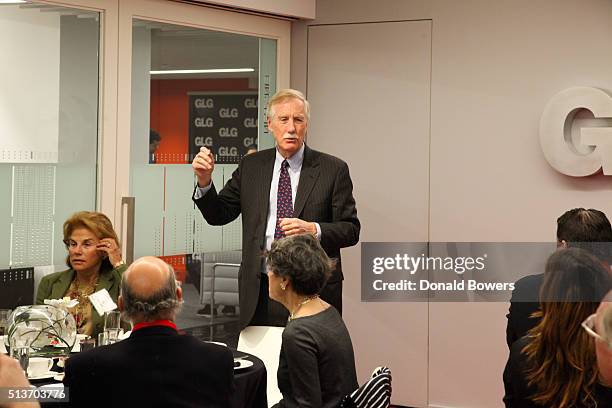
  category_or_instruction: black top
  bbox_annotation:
[503,337,612,408]
[275,306,358,408]
[64,325,234,408]
[506,274,543,348]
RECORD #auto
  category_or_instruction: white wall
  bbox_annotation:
[307,20,432,406]
[0,7,60,163]
[292,0,612,406]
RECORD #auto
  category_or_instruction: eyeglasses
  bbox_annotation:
[583,312,612,351]
[581,314,605,342]
[63,239,99,251]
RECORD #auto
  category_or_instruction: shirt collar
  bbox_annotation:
[132,319,177,333]
[275,143,305,171]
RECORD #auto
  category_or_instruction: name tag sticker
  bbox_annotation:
[89,289,117,315]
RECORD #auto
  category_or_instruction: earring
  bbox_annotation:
[280,284,286,291]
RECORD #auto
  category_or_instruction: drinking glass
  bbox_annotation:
[79,338,95,352]
[103,311,122,344]
[97,331,108,347]
[103,311,121,330]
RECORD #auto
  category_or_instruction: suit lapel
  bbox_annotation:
[52,269,75,299]
[294,145,320,217]
[96,269,114,293]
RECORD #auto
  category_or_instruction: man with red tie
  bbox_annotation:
[192,89,360,327]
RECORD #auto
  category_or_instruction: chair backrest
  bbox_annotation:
[238,325,285,407]
[199,250,241,306]
[340,366,392,408]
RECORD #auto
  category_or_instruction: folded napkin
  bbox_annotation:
[118,330,131,340]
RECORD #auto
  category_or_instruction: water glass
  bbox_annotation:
[97,331,108,347]
[105,328,121,344]
[79,338,95,352]
[104,311,121,331]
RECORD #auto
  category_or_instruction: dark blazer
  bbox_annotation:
[64,325,234,408]
[35,265,127,338]
[506,273,543,348]
[193,145,360,327]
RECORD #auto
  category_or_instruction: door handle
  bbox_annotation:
[121,196,135,264]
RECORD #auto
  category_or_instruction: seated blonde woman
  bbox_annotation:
[266,234,358,408]
[36,211,126,338]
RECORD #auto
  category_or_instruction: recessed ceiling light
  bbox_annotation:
[150,68,255,75]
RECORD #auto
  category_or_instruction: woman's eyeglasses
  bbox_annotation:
[581,313,612,349]
[63,239,98,251]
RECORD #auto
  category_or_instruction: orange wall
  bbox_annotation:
[150,78,253,163]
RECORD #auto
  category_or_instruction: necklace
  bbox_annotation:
[69,275,99,330]
[288,295,319,322]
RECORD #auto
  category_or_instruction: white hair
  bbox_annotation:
[266,88,310,122]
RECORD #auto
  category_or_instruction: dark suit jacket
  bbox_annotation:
[506,274,543,348]
[64,325,234,408]
[193,145,360,327]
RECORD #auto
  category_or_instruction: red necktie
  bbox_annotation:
[274,160,294,239]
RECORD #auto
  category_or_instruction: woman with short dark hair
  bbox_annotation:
[267,234,358,408]
[503,247,612,407]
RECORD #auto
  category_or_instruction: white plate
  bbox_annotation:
[28,371,60,381]
[39,383,64,390]
[206,341,227,347]
[234,359,254,371]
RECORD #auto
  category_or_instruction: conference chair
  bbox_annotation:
[339,366,392,408]
[199,250,241,317]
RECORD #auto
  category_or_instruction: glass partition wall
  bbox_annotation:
[0,2,100,296]
[129,19,278,340]
[0,0,290,342]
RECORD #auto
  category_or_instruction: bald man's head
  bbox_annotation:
[119,256,182,323]
[124,256,172,296]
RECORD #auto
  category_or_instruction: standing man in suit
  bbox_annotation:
[192,88,360,327]
[64,256,234,408]
[506,208,612,348]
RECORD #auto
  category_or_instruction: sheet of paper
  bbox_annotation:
[88,289,117,316]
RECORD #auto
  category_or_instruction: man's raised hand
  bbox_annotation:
[192,147,215,187]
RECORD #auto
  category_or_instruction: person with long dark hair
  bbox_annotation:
[503,247,612,407]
